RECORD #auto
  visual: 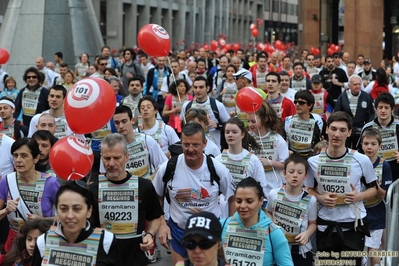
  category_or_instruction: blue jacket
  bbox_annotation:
[220,210,294,266]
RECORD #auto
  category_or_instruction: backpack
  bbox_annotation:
[370,82,389,99]
[162,154,220,204]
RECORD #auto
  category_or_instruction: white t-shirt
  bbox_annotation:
[0,134,15,176]
[280,88,297,102]
[266,188,317,253]
[152,154,235,229]
[215,149,267,197]
[141,121,180,154]
[181,98,230,149]
[204,137,221,157]
[304,150,376,231]
[253,131,289,199]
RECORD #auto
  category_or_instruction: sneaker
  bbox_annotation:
[147,247,161,264]
[166,246,171,255]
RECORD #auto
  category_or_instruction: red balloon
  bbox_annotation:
[236,87,263,113]
[64,78,116,134]
[0,48,10,64]
[203,44,210,50]
[251,28,259,37]
[256,42,264,51]
[50,136,94,180]
[233,43,241,52]
[137,24,171,57]
[314,48,320,55]
[250,23,257,30]
[218,38,226,48]
[274,40,283,50]
[327,48,334,55]
[211,40,218,51]
[334,45,341,52]
[225,43,233,51]
[310,47,316,54]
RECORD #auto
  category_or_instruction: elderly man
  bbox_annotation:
[334,75,375,149]
[92,133,166,265]
[35,57,58,89]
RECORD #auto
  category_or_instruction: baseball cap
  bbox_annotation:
[364,59,371,64]
[233,68,252,82]
[183,212,222,241]
[311,74,323,83]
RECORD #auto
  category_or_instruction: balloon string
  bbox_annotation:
[67,172,85,181]
[253,105,279,183]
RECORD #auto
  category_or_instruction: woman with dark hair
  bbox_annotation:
[0,138,59,261]
[220,177,293,266]
[215,117,266,218]
[214,64,237,114]
[247,101,289,198]
[32,181,121,265]
[74,52,90,81]
[364,67,395,99]
[162,79,193,133]
[4,219,52,266]
[177,212,227,266]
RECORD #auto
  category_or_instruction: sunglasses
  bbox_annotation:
[100,63,107,66]
[27,76,37,79]
[183,239,216,250]
[294,100,307,105]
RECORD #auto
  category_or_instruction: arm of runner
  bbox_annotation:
[295,220,316,246]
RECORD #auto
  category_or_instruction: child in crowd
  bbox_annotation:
[3,219,52,266]
[360,128,392,266]
[267,155,317,266]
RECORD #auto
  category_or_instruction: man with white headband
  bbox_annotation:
[0,97,28,139]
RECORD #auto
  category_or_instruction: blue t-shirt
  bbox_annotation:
[366,157,392,230]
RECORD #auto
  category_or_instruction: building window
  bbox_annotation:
[290,3,295,15]
[281,2,287,14]
[295,4,298,16]
[264,0,270,11]
[272,0,279,13]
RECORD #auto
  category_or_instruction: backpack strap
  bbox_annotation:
[162,156,179,205]
[14,120,21,140]
[186,100,193,112]
[206,154,220,186]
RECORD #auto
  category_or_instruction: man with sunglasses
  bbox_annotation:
[284,90,326,158]
[153,122,235,265]
[305,53,320,78]
[332,52,348,76]
[90,56,108,78]
[13,67,50,127]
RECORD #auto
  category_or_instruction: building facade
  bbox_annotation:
[68,0,298,52]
